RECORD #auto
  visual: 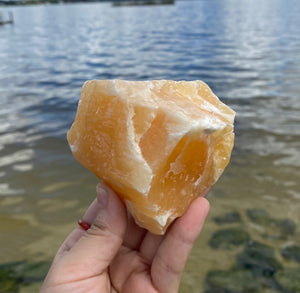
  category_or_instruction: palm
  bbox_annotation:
[108,218,168,293]
[110,245,158,292]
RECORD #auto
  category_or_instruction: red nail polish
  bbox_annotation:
[78,219,91,231]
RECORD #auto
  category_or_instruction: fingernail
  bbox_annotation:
[78,219,91,231]
[96,184,108,208]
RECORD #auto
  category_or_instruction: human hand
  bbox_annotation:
[40,182,210,293]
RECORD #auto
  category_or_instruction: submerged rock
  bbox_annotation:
[0,260,51,292]
[209,228,250,249]
[277,219,296,237]
[0,267,19,293]
[281,244,300,263]
[1,260,50,284]
[213,211,242,225]
[246,208,296,239]
[204,269,272,293]
[247,208,270,226]
[236,241,282,277]
[275,267,300,293]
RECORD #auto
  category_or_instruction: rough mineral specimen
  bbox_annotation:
[67,80,235,234]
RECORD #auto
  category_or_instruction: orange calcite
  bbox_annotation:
[67,80,235,234]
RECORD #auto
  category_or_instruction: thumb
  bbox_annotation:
[61,182,127,277]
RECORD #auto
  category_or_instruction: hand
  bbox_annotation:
[40,182,210,293]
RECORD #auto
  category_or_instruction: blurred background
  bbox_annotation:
[0,0,300,292]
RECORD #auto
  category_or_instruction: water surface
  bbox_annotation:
[0,0,300,292]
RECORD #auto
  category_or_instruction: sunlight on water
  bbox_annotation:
[0,0,300,292]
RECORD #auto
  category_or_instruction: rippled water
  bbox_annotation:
[0,0,300,291]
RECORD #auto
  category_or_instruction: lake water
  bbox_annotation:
[0,0,300,292]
